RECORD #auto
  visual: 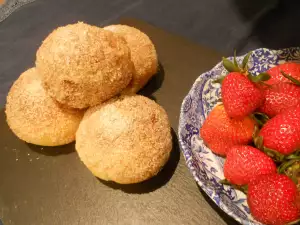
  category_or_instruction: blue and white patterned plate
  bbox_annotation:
[178,47,300,225]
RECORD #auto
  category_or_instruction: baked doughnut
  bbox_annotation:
[76,95,172,184]
[5,68,84,146]
[36,22,134,109]
[104,25,158,94]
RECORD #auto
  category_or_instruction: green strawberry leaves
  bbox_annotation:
[251,112,269,127]
[278,159,300,185]
[277,150,300,185]
[281,70,300,86]
[278,159,300,174]
[220,50,271,84]
[212,76,225,84]
[285,149,300,159]
[263,147,286,163]
[286,219,300,225]
[247,73,271,83]
[253,125,263,147]
[222,50,252,73]
[253,127,286,163]
[242,51,252,70]
[222,57,240,73]
[233,50,239,68]
[254,125,300,169]
[220,179,248,194]
[222,50,253,73]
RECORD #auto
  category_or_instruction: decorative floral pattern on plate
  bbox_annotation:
[178,48,300,225]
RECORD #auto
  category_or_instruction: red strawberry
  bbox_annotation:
[222,72,264,118]
[200,104,256,156]
[258,105,300,155]
[224,145,276,185]
[247,174,300,225]
[219,52,269,118]
[266,62,300,85]
[259,82,300,117]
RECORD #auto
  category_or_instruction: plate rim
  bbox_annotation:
[177,47,300,225]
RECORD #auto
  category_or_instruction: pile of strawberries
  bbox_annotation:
[200,52,300,225]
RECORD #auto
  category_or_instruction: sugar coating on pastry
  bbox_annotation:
[76,95,172,184]
[104,24,158,94]
[36,22,134,109]
[5,68,84,146]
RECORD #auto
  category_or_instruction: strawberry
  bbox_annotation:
[219,52,269,118]
[266,62,300,85]
[258,82,300,118]
[247,174,300,225]
[200,104,256,156]
[224,145,276,185]
[222,72,264,118]
[258,105,300,156]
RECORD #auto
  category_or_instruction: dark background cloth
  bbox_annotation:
[1,0,300,106]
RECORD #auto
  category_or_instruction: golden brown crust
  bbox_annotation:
[36,22,134,109]
[75,95,172,184]
[104,25,158,94]
[5,68,84,146]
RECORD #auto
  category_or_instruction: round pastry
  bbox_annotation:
[5,68,84,146]
[76,95,172,184]
[36,22,134,109]
[104,24,158,94]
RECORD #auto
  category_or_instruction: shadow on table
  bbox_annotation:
[138,62,165,101]
[98,128,180,194]
[27,142,75,156]
[1,113,76,157]
[197,186,241,225]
